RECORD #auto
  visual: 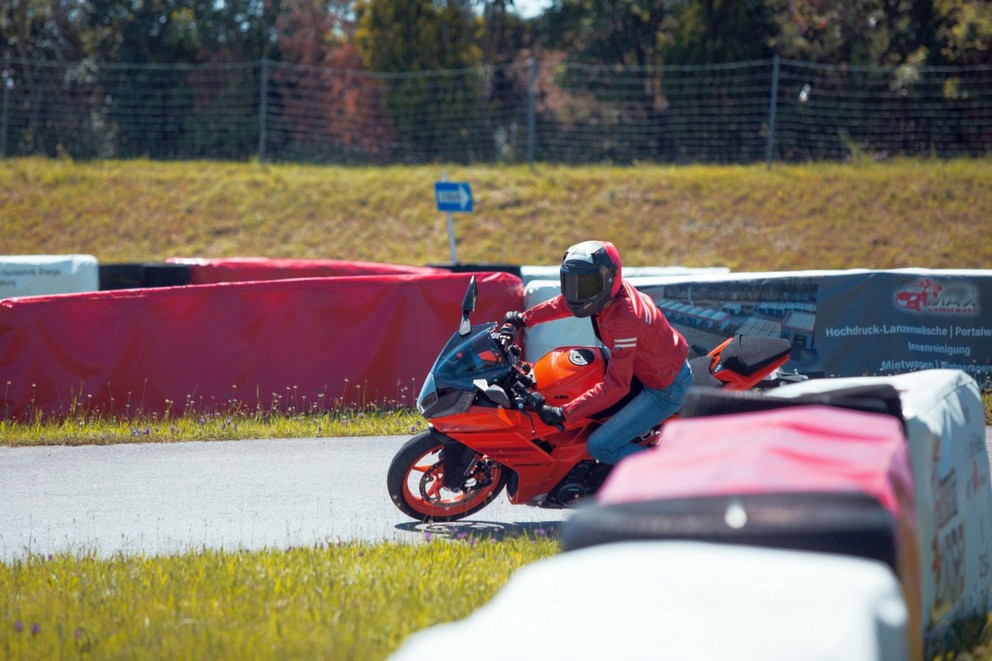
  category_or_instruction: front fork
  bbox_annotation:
[440,434,481,489]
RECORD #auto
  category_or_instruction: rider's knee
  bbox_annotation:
[586,436,617,464]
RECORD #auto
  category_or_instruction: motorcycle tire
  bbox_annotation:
[387,430,508,522]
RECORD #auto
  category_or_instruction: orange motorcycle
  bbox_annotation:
[387,277,802,522]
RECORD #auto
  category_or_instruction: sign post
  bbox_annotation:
[434,176,473,263]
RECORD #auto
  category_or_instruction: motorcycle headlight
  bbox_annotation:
[417,373,438,415]
[417,374,476,419]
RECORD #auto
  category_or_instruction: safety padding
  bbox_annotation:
[680,382,905,425]
[99,263,191,290]
[426,262,523,279]
[167,257,442,285]
[762,370,990,656]
[564,405,921,660]
[0,254,99,298]
[562,491,898,570]
[0,271,523,419]
[519,279,592,362]
[391,542,909,661]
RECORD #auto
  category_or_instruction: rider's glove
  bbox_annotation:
[502,311,525,330]
[537,405,566,427]
[499,312,525,343]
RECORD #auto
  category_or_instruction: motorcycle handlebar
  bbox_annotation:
[491,327,555,424]
[512,380,547,412]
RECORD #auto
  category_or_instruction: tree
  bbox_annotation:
[765,0,921,67]
[665,0,775,64]
[933,0,992,64]
[1,0,90,62]
[272,0,397,161]
[354,0,486,161]
[481,0,530,65]
[355,0,482,72]
[536,0,676,66]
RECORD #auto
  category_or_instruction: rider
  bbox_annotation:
[502,240,691,465]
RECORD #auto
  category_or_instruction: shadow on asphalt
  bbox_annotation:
[394,520,564,541]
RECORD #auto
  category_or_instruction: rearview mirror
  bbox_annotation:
[459,276,477,336]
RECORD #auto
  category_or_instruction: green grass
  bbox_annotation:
[0,405,427,447]
[0,536,559,660]
[1,397,989,447]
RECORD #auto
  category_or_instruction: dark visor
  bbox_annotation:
[562,271,605,301]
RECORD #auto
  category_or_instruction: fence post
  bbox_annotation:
[765,55,780,169]
[2,57,9,159]
[258,57,269,162]
[527,57,536,169]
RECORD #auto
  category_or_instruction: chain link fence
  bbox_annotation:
[3,56,991,165]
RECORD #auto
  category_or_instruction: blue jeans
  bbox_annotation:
[586,360,693,465]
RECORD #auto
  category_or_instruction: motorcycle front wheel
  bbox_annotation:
[387,430,508,522]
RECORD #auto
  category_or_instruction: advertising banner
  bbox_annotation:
[0,254,99,298]
[817,271,992,384]
[630,272,825,377]
[523,269,992,383]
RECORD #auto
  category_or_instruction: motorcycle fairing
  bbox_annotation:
[418,323,511,418]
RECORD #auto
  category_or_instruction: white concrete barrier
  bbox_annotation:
[391,541,909,661]
[520,278,593,361]
[766,369,990,651]
[0,254,99,299]
[519,264,730,288]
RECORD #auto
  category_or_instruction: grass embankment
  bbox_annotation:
[2,157,992,660]
[0,537,559,660]
[3,157,991,271]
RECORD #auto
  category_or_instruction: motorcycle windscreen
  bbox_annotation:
[429,325,509,385]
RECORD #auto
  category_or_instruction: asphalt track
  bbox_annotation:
[0,436,569,562]
[3,428,991,562]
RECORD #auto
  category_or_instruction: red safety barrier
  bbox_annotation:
[599,406,915,516]
[166,257,442,285]
[0,271,522,420]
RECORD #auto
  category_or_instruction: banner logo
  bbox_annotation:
[894,278,978,315]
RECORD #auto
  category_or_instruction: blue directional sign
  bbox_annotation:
[434,181,473,213]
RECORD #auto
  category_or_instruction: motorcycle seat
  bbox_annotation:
[689,355,722,388]
[718,335,791,376]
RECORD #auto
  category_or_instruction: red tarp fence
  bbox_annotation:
[1,271,522,419]
[166,257,443,285]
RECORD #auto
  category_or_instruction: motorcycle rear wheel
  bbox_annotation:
[387,430,508,522]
